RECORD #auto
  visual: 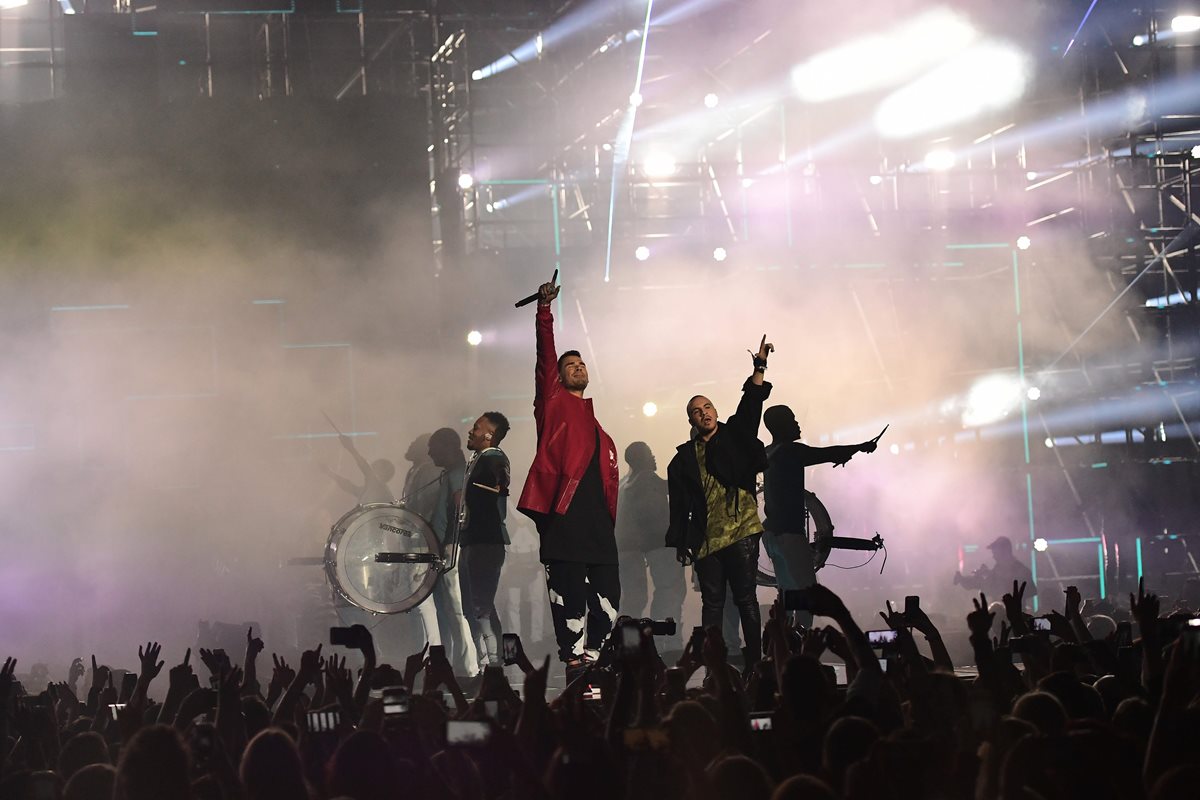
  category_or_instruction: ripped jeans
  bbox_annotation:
[543,561,621,662]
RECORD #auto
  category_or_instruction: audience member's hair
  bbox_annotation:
[822,716,879,794]
[114,725,193,800]
[327,731,398,800]
[1011,691,1068,736]
[58,732,110,780]
[708,755,775,800]
[240,729,310,800]
[771,774,836,800]
[64,764,116,800]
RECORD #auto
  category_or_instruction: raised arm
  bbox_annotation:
[726,335,773,436]
[337,433,375,481]
[320,464,361,498]
[533,274,561,426]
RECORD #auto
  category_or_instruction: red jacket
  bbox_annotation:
[517,304,619,522]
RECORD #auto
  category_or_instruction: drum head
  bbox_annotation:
[325,503,441,614]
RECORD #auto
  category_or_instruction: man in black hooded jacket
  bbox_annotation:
[666,335,772,666]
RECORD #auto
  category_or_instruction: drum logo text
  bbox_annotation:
[378,522,415,537]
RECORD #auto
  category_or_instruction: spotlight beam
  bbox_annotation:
[1062,0,1100,58]
[603,0,655,284]
[1045,219,1200,379]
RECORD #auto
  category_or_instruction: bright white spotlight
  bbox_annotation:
[602,142,613,152]
[457,172,474,190]
[791,8,977,103]
[484,202,495,213]
[961,373,1022,427]
[471,69,484,80]
[868,174,883,185]
[741,177,753,188]
[642,151,677,178]
[1043,437,1054,448]
[1132,34,1148,46]
[535,32,544,55]
[1026,386,1041,401]
[642,401,658,417]
[923,149,957,171]
[703,92,719,108]
[712,247,728,262]
[466,330,483,346]
[634,245,650,261]
[1033,537,1048,552]
[0,0,30,8]
[874,41,1029,139]
[889,443,901,455]
[1026,170,1038,180]
[629,92,644,107]
[1191,144,1200,159]
[1172,15,1200,32]
[1016,235,1031,250]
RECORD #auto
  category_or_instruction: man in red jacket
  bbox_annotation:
[518,274,620,676]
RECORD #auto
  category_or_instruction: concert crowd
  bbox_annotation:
[2,576,1199,800]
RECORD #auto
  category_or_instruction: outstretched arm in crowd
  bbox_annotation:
[905,604,954,671]
[1144,636,1200,786]
[1131,578,1164,695]
[272,645,323,726]
[809,584,883,687]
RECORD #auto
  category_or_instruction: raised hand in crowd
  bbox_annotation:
[1001,579,1030,636]
[241,626,264,697]
[198,647,232,681]
[266,653,294,709]
[1131,576,1164,692]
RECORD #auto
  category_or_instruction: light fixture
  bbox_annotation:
[642,402,658,417]
[535,32,545,55]
[484,202,495,213]
[0,0,30,9]
[629,92,644,107]
[1026,386,1041,401]
[873,42,1029,138]
[457,172,474,190]
[961,373,1022,426]
[471,69,484,80]
[868,174,883,185]
[1172,15,1200,33]
[923,149,956,171]
[634,245,650,261]
[1016,235,1031,250]
[466,330,483,346]
[1191,144,1200,159]
[1044,437,1054,448]
[602,142,613,152]
[703,92,719,108]
[1026,170,1038,180]
[642,151,677,178]
[712,247,728,262]
[1132,34,1148,46]
[1033,537,1048,552]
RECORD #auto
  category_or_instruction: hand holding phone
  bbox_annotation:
[502,633,521,667]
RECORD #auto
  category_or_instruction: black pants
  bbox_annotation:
[543,560,621,662]
[694,534,761,664]
[460,544,506,667]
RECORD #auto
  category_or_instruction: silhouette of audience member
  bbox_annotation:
[114,725,193,800]
[239,729,310,800]
[63,763,116,800]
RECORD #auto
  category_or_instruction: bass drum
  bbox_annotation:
[753,487,837,586]
[324,503,441,614]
